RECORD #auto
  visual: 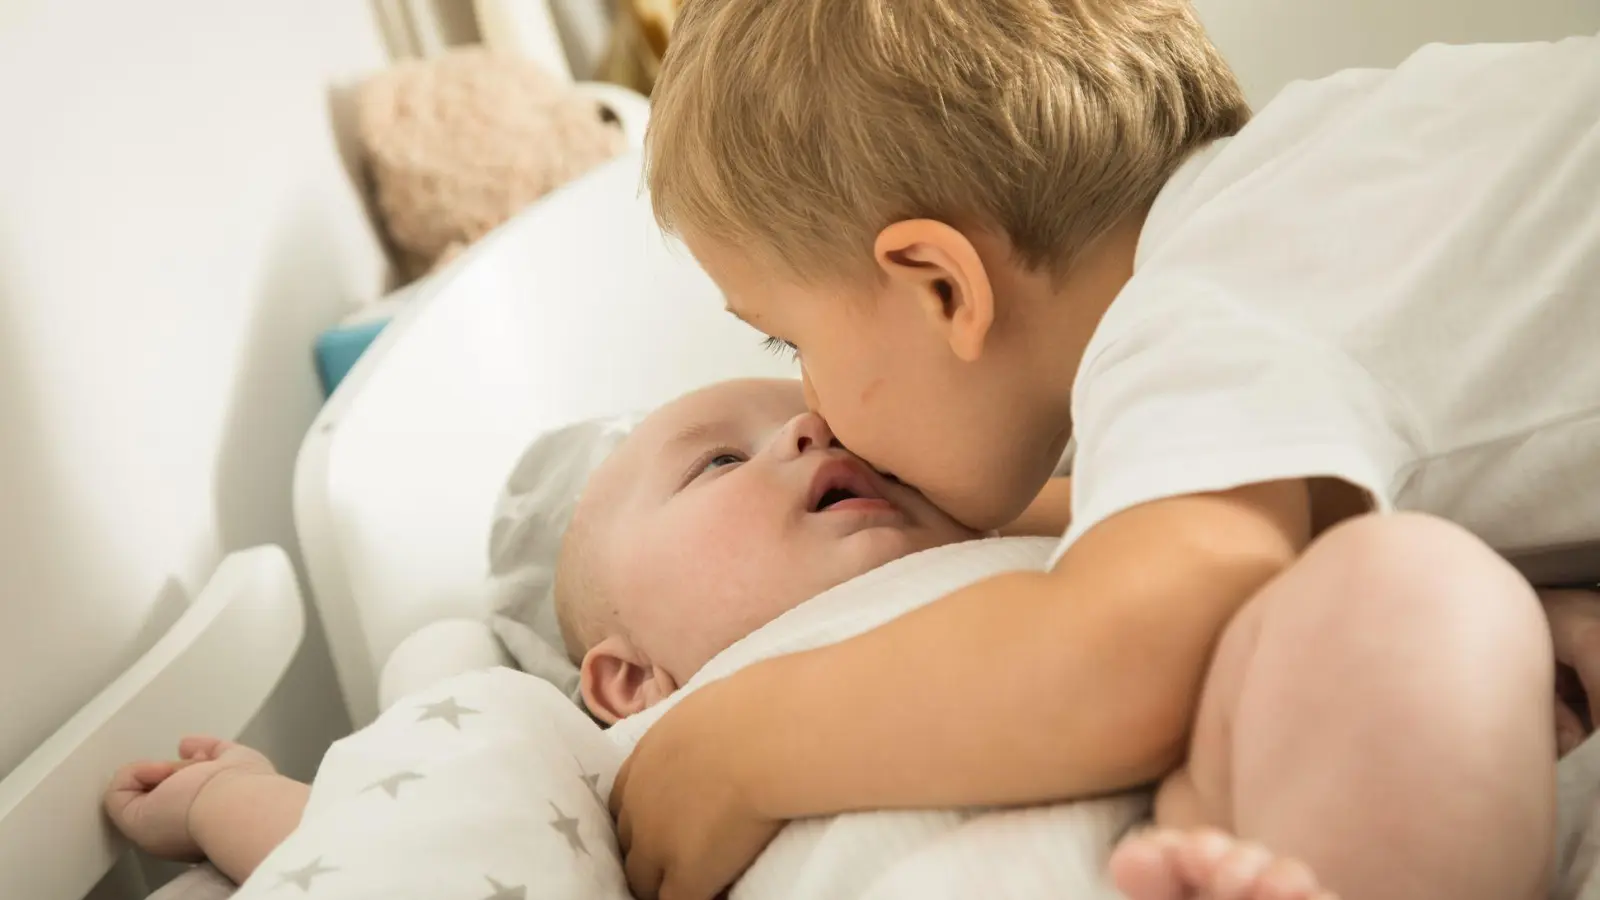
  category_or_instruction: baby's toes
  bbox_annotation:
[1206,839,1278,900]
[1253,854,1324,900]
[1108,829,1189,900]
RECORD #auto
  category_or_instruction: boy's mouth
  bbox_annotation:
[808,458,897,514]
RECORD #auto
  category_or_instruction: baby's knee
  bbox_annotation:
[1299,513,1545,650]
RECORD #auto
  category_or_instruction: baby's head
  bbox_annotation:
[645,1,1248,530]
[556,378,977,722]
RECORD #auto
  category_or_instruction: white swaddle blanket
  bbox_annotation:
[228,536,1145,899]
[610,535,1148,899]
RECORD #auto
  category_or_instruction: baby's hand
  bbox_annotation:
[1541,589,1600,756]
[104,736,276,862]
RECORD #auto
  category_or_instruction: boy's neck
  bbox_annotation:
[987,209,1146,421]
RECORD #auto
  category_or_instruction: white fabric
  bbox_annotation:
[232,538,1147,899]
[1061,33,1600,561]
[487,414,643,701]
[378,619,512,713]
[610,536,1146,899]
[232,668,629,900]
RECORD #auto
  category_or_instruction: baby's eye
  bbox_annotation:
[701,452,745,473]
[762,336,799,360]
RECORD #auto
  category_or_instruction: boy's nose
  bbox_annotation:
[782,411,836,456]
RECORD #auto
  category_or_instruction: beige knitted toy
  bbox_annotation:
[357,49,629,281]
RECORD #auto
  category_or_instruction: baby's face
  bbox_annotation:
[583,379,977,682]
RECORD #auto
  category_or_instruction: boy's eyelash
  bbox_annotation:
[762,336,799,360]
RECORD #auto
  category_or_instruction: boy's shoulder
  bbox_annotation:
[1129,36,1598,314]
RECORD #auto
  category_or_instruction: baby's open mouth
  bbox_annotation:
[809,458,895,514]
[815,486,861,510]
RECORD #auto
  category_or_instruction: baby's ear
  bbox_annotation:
[579,636,678,724]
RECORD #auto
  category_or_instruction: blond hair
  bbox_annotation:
[646,0,1248,277]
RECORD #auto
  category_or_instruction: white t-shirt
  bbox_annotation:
[1059,33,1600,568]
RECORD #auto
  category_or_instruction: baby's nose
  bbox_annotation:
[784,412,837,455]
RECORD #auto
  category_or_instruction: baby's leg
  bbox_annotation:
[1115,513,1554,900]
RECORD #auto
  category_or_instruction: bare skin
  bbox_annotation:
[1110,518,1593,900]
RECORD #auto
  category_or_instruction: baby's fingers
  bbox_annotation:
[178,735,229,761]
[110,760,176,794]
[103,761,175,820]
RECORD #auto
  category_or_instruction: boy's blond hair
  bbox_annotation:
[646,0,1249,277]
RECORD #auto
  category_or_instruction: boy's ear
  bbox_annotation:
[579,636,679,725]
[874,220,995,363]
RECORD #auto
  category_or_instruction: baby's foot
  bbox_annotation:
[1109,828,1337,900]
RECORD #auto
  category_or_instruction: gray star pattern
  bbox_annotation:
[416,696,479,729]
[364,770,424,799]
[573,756,606,808]
[481,876,527,900]
[548,801,588,855]
[277,857,337,892]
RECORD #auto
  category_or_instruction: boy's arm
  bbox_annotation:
[998,476,1072,537]
[189,771,310,884]
[735,477,1310,814]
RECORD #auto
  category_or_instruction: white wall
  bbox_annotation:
[0,2,390,891]
[1195,0,1600,106]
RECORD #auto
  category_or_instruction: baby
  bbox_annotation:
[557,378,978,722]
[103,378,982,885]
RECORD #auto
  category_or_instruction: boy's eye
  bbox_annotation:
[762,336,799,360]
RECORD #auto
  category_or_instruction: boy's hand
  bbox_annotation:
[610,677,782,900]
[104,736,276,862]
[1542,589,1600,755]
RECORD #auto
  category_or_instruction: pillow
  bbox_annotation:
[486,413,641,701]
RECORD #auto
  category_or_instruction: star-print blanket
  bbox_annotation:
[232,667,628,900]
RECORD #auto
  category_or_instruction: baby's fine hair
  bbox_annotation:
[647,0,1250,277]
[553,511,605,665]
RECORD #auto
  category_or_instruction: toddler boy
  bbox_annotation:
[608,3,1600,899]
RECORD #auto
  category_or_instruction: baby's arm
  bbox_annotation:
[105,737,309,885]
[721,478,1309,815]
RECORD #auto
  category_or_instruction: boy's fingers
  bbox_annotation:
[610,759,633,818]
[616,803,634,855]
[624,845,664,900]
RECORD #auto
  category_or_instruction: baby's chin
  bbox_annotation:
[836,519,969,576]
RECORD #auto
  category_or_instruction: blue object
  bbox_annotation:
[315,318,392,398]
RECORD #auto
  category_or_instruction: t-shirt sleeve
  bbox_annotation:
[1057,281,1416,555]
